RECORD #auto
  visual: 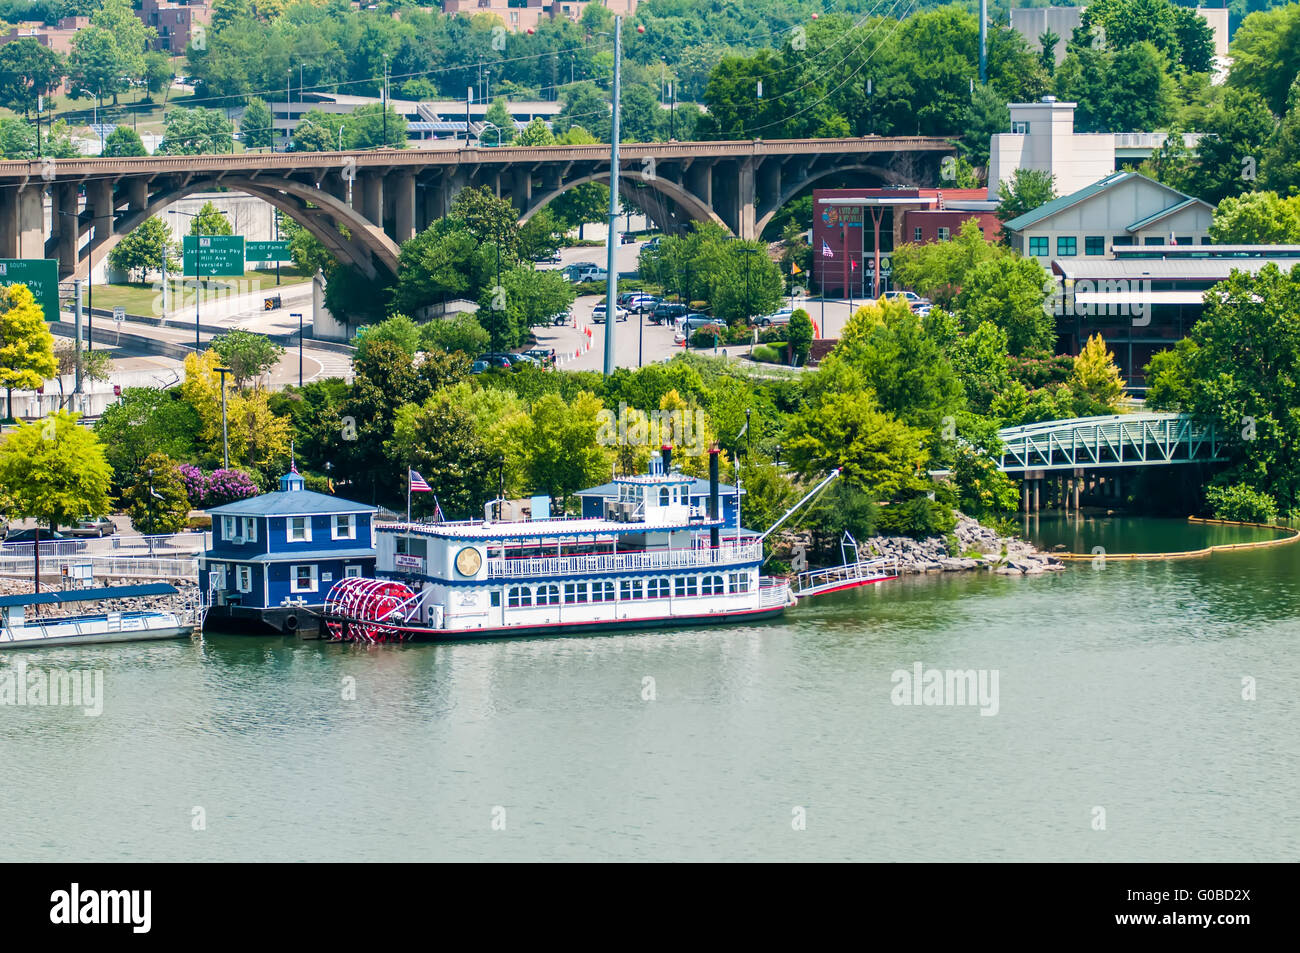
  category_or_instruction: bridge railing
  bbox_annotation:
[997,412,1224,472]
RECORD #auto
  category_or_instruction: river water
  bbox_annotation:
[3,517,1297,862]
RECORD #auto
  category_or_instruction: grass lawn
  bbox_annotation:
[89,266,310,317]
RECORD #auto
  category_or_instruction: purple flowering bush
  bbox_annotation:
[176,465,261,508]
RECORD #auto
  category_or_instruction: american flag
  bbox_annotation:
[409,469,432,492]
[821,239,833,258]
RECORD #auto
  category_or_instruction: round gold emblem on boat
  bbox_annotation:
[455,547,482,576]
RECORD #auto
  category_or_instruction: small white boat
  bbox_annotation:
[0,583,197,649]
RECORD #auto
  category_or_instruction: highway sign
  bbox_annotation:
[182,234,245,277]
[0,258,59,321]
[245,240,291,262]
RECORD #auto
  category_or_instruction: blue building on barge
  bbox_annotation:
[199,469,377,636]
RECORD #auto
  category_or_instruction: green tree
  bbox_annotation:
[477,266,576,351]
[890,218,1005,307]
[957,257,1054,356]
[122,452,190,534]
[354,314,421,362]
[515,391,612,510]
[241,97,273,150]
[68,27,122,104]
[1068,333,1125,416]
[1038,30,1060,76]
[143,51,173,100]
[108,217,178,283]
[93,388,201,489]
[102,125,147,157]
[1176,88,1277,204]
[996,168,1056,239]
[515,117,555,147]
[0,283,57,419]
[1227,3,1300,116]
[482,97,515,145]
[519,207,564,263]
[421,314,489,357]
[786,308,813,365]
[1209,191,1300,244]
[451,186,520,258]
[160,107,235,155]
[386,389,498,519]
[0,118,37,159]
[393,221,478,315]
[210,329,285,388]
[0,38,64,117]
[188,200,233,236]
[346,102,408,150]
[1263,80,1300,197]
[89,0,155,99]
[0,411,113,537]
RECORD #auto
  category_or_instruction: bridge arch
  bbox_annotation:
[518,170,729,234]
[86,176,400,281]
[753,163,911,239]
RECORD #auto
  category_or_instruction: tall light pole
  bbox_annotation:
[292,312,304,387]
[602,14,624,376]
[215,366,232,469]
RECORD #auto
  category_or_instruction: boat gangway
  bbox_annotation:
[793,558,898,598]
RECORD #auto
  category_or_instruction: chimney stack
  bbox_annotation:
[708,445,720,549]
[661,444,673,472]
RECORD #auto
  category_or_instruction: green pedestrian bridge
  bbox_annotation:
[996,412,1227,474]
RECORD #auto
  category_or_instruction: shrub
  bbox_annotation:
[876,495,957,539]
[751,344,785,363]
[1204,484,1278,523]
[177,463,207,507]
[724,323,752,346]
[206,469,260,507]
[689,324,725,348]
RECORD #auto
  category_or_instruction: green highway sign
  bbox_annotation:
[182,234,245,277]
[245,240,291,263]
[0,258,59,322]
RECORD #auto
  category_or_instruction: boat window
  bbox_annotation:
[291,564,317,593]
[591,581,615,603]
[507,586,533,608]
[537,584,560,605]
[728,572,751,594]
[701,574,725,595]
[659,487,670,506]
[619,580,643,600]
[646,577,670,599]
[674,576,699,598]
[564,582,589,604]
[490,591,501,607]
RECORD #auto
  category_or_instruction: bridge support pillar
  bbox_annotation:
[390,172,416,243]
[126,178,148,213]
[735,158,756,240]
[0,184,46,259]
[84,178,114,276]
[1033,479,1040,513]
[686,161,711,213]
[1022,480,1030,515]
[53,182,80,278]
[360,173,384,228]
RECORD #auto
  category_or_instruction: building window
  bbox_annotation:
[913,227,923,241]
[591,581,615,603]
[728,571,751,594]
[332,514,356,540]
[564,582,589,604]
[1011,120,1030,134]
[288,516,311,542]
[1028,236,1048,257]
[1176,236,1192,246]
[1085,236,1105,256]
[237,566,252,592]
[507,586,533,608]
[1112,236,1134,247]
[344,565,362,578]
[1143,236,1164,246]
[936,227,949,241]
[673,576,699,598]
[243,517,257,542]
[701,574,725,595]
[646,577,670,599]
[1057,236,1077,256]
[620,579,644,601]
[222,516,237,540]
[209,564,227,590]
[537,584,560,605]
[291,564,317,593]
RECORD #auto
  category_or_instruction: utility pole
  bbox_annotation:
[383,54,389,145]
[979,0,988,84]
[292,313,304,387]
[73,278,83,395]
[602,15,623,376]
[215,366,232,469]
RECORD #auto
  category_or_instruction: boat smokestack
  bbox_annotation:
[662,444,673,472]
[709,444,720,549]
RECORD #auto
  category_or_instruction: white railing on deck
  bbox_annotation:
[758,580,792,608]
[487,541,763,578]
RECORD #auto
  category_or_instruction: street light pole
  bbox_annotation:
[602,14,624,376]
[215,366,232,469]
[292,312,304,387]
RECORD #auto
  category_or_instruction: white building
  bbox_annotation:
[1001,170,1213,263]
[988,97,1202,200]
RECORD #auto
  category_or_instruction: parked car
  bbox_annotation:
[626,294,658,313]
[477,353,514,369]
[884,290,931,309]
[673,315,726,343]
[592,303,628,323]
[511,353,543,368]
[3,528,67,544]
[551,310,572,326]
[470,359,490,374]
[66,516,117,538]
[645,236,663,251]
[756,308,794,327]
[535,252,562,264]
[523,347,556,367]
[566,263,607,283]
[652,302,690,325]
[617,292,639,308]
[620,232,637,244]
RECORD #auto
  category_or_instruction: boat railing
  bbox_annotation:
[487,541,764,578]
[758,579,792,608]
[0,554,196,581]
[793,558,898,595]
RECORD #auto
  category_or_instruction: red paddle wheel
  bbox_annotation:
[323,578,418,643]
